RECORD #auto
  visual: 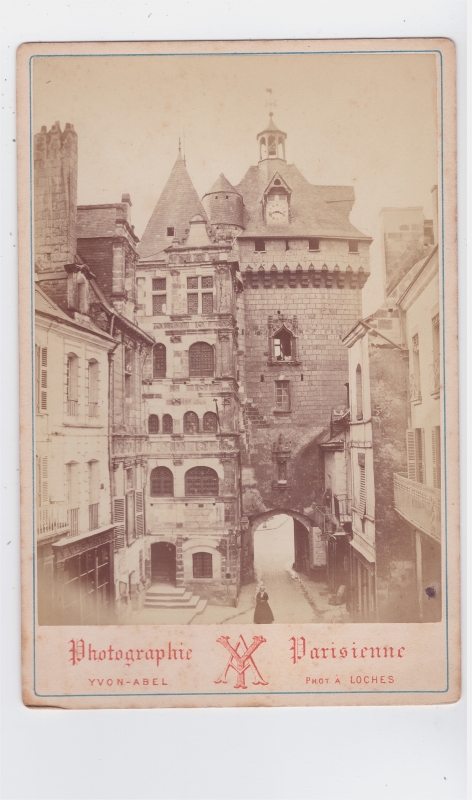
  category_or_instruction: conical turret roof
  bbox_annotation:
[257,113,286,137]
[138,152,207,258]
[204,173,241,197]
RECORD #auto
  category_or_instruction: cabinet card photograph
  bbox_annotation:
[18,38,459,708]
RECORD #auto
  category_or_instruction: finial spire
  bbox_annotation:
[178,137,181,155]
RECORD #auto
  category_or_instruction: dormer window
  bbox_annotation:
[166,227,175,237]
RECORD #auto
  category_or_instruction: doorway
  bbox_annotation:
[151,542,177,585]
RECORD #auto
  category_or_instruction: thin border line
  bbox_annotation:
[28,47,449,699]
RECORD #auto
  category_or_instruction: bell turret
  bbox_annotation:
[202,173,244,233]
[257,113,287,162]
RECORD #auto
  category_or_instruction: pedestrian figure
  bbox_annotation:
[254,584,274,624]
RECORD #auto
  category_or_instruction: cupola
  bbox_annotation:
[257,114,287,162]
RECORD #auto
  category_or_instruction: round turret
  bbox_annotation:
[202,173,244,232]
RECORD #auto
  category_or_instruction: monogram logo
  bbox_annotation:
[214,635,268,689]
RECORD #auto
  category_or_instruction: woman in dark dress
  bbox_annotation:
[253,585,274,624]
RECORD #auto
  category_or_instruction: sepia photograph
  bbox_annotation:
[17,38,459,709]
[31,49,444,628]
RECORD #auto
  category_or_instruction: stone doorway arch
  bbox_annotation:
[241,509,314,585]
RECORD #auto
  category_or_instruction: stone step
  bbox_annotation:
[145,591,194,605]
[144,594,201,610]
[147,585,187,597]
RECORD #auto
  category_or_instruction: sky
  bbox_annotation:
[32,52,439,309]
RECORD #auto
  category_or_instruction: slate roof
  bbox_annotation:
[204,173,241,197]
[35,285,115,341]
[138,153,208,259]
[234,160,370,239]
[77,204,137,242]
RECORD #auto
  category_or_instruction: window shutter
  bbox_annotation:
[358,465,366,516]
[417,428,426,484]
[113,496,125,551]
[40,347,48,411]
[41,455,48,505]
[135,490,144,537]
[406,430,417,481]
[431,428,438,488]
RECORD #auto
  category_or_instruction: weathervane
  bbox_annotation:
[265,88,277,115]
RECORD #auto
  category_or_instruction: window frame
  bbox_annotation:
[185,466,219,497]
[150,466,174,498]
[192,551,213,579]
[274,380,291,413]
[148,414,159,434]
[153,343,166,379]
[189,342,214,378]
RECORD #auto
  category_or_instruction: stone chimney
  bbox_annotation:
[379,207,426,296]
[34,121,78,274]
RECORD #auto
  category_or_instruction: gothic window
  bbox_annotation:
[150,466,174,497]
[275,380,290,411]
[184,411,199,434]
[148,414,159,434]
[185,467,219,496]
[273,327,294,361]
[153,343,166,379]
[189,342,214,377]
[356,365,363,420]
[202,411,218,433]
[192,552,213,578]
[162,414,173,434]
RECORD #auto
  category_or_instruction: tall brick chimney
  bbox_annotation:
[34,122,78,274]
[379,207,426,296]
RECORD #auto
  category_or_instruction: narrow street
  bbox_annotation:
[193,517,350,625]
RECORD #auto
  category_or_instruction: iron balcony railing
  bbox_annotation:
[429,360,440,395]
[409,373,422,403]
[88,503,99,531]
[68,507,79,537]
[333,494,352,523]
[67,399,78,416]
[393,473,441,543]
[313,505,337,536]
[36,501,69,538]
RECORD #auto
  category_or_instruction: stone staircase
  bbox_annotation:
[144,584,207,617]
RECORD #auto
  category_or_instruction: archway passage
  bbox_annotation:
[251,513,316,624]
[151,542,176,585]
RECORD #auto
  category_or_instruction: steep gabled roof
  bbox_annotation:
[35,285,115,342]
[235,161,370,239]
[138,153,207,258]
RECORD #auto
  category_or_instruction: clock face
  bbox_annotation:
[268,199,288,222]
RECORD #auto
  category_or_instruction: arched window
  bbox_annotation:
[189,342,214,377]
[185,466,219,496]
[193,552,213,578]
[153,343,166,378]
[88,359,99,417]
[66,353,79,416]
[273,327,294,361]
[148,414,159,434]
[203,411,218,433]
[268,135,277,156]
[184,411,199,434]
[356,364,363,420]
[150,466,174,497]
[260,136,267,159]
[162,414,173,434]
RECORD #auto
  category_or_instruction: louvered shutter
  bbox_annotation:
[40,347,48,411]
[358,465,366,516]
[431,428,438,488]
[135,490,144,537]
[113,496,125,551]
[406,430,417,481]
[41,455,49,505]
[417,428,425,484]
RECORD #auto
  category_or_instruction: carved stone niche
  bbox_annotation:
[272,432,292,455]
